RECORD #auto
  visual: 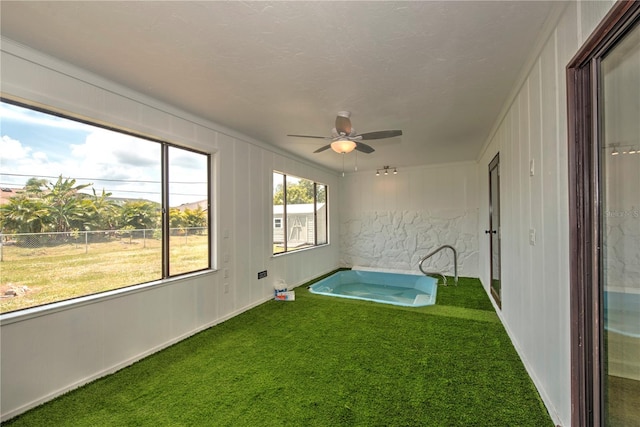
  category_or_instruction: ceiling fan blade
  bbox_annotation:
[359,130,403,140]
[313,144,332,153]
[287,134,328,139]
[355,142,375,154]
[335,111,352,135]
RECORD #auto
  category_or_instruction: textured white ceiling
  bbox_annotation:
[0,1,561,173]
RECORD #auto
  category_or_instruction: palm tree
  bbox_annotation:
[85,188,119,231]
[44,176,91,233]
[0,195,51,234]
[120,200,160,230]
[182,207,207,234]
[24,177,48,196]
[169,207,185,235]
[273,180,315,205]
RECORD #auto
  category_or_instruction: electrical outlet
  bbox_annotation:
[529,228,536,246]
[257,270,268,279]
[529,159,535,176]
[224,269,229,278]
[223,283,229,294]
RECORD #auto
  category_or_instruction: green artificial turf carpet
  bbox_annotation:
[2,275,553,426]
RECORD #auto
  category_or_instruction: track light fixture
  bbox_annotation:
[375,166,398,176]
[609,143,639,156]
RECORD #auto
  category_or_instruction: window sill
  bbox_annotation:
[271,243,330,258]
[0,269,217,326]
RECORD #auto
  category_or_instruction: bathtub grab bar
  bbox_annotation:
[418,245,458,286]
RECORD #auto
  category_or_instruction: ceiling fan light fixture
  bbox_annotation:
[290,111,400,158]
[331,139,357,154]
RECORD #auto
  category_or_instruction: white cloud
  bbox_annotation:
[71,128,160,168]
[64,128,163,201]
[2,103,207,205]
[0,136,59,188]
[1,135,32,160]
[0,103,92,132]
[32,151,49,162]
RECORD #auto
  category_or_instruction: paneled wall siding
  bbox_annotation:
[0,39,340,421]
[476,2,616,426]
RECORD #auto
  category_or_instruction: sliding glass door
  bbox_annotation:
[600,20,640,427]
[568,3,639,426]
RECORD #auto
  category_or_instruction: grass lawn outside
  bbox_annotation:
[1,275,554,426]
[0,235,208,314]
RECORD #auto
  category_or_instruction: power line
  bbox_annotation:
[0,182,206,198]
[0,172,206,185]
[86,189,207,197]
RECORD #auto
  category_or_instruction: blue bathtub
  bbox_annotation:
[604,290,640,381]
[604,291,640,338]
[308,270,438,307]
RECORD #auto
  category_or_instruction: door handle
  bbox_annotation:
[485,230,497,234]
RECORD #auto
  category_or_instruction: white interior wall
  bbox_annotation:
[339,162,479,278]
[0,39,340,421]
[476,2,615,426]
[0,1,620,424]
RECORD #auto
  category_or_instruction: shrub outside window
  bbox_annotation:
[0,100,211,314]
[273,171,328,254]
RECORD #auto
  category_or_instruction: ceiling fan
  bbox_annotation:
[287,111,402,154]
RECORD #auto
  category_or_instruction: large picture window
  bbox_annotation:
[0,100,211,314]
[273,171,327,254]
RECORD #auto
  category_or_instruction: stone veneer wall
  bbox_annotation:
[338,162,479,277]
[604,209,640,291]
[340,209,478,276]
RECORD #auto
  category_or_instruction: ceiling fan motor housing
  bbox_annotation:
[335,111,352,135]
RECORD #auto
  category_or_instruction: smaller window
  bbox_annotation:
[273,171,328,254]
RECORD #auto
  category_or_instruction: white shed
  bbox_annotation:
[273,203,326,247]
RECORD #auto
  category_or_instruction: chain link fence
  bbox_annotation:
[0,227,207,262]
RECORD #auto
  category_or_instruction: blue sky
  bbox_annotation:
[0,101,207,206]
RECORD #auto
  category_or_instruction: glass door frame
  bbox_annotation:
[567,2,640,426]
[488,153,501,308]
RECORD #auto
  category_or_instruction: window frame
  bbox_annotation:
[272,171,328,255]
[0,98,213,315]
